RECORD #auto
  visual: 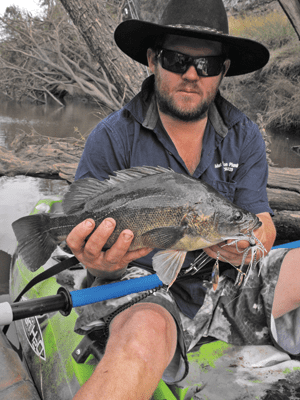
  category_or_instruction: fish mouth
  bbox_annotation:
[240,216,262,234]
[253,217,262,231]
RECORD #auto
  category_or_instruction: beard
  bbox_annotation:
[156,88,210,122]
[154,68,221,122]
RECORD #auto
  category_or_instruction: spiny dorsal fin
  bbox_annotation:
[62,166,173,214]
[62,177,106,214]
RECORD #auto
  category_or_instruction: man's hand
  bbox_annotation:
[204,212,276,266]
[66,218,153,279]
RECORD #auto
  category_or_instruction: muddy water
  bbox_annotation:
[0,176,69,254]
[0,98,104,298]
[0,96,103,147]
[267,126,300,168]
[0,98,102,274]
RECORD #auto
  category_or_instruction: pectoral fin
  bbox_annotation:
[153,249,187,288]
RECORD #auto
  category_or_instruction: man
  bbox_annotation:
[69,1,299,399]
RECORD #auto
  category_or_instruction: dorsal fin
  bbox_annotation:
[62,166,173,214]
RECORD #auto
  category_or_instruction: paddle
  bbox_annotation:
[0,273,163,326]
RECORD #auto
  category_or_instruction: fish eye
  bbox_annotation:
[233,211,243,221]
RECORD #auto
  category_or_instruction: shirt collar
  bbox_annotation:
[208,98,228,138]
[141,76,160,131]
[142,91,159,131]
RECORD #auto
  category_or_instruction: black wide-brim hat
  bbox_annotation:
[114,0,269,76]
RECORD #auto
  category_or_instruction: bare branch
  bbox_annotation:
[0,2,139,110]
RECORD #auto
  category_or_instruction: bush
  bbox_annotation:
[223,11,300,129]
[228,10,297,49]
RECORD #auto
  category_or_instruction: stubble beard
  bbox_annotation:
[154,71,221,122]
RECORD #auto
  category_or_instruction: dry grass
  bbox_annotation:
[224,11,300,129]
[255,42,300,128]
[228,10,297,49]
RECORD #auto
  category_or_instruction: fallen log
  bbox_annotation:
[267,188,300,211]
[0,131,299,242]
[268,167,300,193]
[272,211,300,242]
[0,131,84,182]
[266,167,300,242]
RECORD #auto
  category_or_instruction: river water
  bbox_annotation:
[0,97,300,293]
[0,98,103,299]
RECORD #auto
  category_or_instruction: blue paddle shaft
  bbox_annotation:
[272,240,300,249]
[70,274,164,307]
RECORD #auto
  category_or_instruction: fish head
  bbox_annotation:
[214,202,262,238]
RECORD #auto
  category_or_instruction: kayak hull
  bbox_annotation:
[0,329,41,400]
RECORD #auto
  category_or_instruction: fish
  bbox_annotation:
[12,166,262,286]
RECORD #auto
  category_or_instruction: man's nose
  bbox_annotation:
[182,64,200,80]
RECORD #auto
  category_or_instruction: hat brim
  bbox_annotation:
[114,19,269,76]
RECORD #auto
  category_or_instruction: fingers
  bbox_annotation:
[123,247,154,264]
[67,217,132,265]
[66,218,153,274]
[103,231,153,266]
[84,218,117,260]
[66,218,96,256]
[204,242,248,267]
[203,246,218,259]
[225,239,249,251]
[103,229,134,266]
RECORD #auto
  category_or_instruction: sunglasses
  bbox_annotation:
[157,48,226,77]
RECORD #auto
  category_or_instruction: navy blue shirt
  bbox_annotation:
[75,75,273,318]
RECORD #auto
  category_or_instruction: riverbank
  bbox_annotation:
[221,4,300,130]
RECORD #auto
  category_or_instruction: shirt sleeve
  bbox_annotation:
[75,116,129,181]
[233,123,273,215]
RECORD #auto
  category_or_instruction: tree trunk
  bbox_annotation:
[278,0,300,40]
[59,0,146,104]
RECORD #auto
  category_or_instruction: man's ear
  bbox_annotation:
[223,59,231,77]
[147,48,156,74]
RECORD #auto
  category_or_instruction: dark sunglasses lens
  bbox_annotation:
[160,49,189,74]
[196,57,224,76]
[160,49,224,77]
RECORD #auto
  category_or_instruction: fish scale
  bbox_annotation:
[104,205,187,249]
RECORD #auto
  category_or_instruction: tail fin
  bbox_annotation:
[12,214,58,272]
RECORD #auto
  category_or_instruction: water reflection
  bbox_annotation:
[0,96,104,147]
[0,176,68,254]
[267,127,300,168]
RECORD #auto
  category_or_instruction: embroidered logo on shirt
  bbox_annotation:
[214,162,239,172]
